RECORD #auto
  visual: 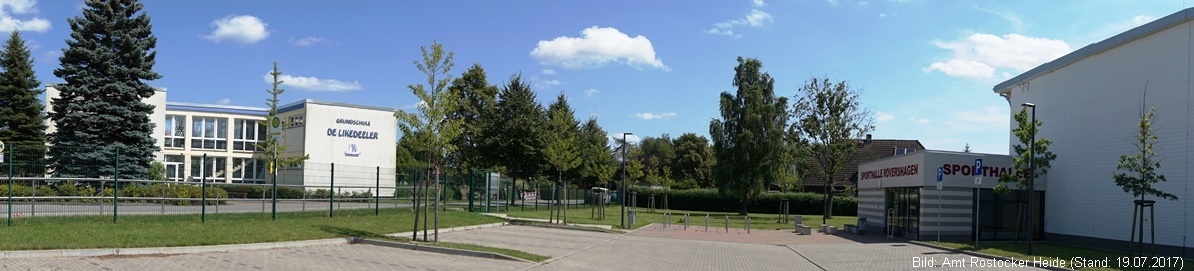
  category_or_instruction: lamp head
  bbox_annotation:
[1022,102,1036,107]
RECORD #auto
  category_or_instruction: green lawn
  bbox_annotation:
[928,241,1191,271]
[0,208,504,250]
[503,205,857,230]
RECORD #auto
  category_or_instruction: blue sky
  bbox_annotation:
[7,0,1190,154]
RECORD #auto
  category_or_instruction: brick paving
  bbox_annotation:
[0,223,1049,270]
[0,244,529,271]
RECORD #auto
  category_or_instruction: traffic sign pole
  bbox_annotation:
[974,158,983,248]
[937,166,943,242]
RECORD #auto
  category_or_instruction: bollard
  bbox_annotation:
[746,217,751,234]
[705,214,709,232]
[725,215,729,233]
[684,214,689,230]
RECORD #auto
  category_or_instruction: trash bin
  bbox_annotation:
[628,210,637,226]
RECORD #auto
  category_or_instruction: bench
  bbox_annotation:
[795,224,812,235]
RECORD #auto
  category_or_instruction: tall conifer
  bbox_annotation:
[49,0,161,178]
[0,30,45,176]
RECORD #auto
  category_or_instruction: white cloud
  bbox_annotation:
[925,33,1071,79]
[262,71,361,92]
[203,15,269,44]
[0,0,49,33]
[753,0,766,7]
[400,100,426,110]
[585,88,599,98]
[876,111,895,123]
[879,13,887,18]
[542,68,556,75]
[1079,15,1156,46]
[529,76,565,89]
[291,36,329,47]
[706,7,773,38]
[610,132,641,144]
[39,49,59,64]
[216,98,231,105]
[943,106,1006,130]
[917,118,929,124]
[633,112,677,120]
[531,26,668,70]
[976,7,1024,32]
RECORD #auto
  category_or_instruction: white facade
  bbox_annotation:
[993,8,1194,255]
[44,85,397,195]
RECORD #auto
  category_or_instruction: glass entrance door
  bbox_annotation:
[886,187,920,239]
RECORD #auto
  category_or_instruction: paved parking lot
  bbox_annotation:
[0,224,1048,270]
[0,244,527,271]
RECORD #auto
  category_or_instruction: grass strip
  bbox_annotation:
[0,208,503,250]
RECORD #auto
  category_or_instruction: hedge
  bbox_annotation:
[0,181,227,205]
[623,187,857,216]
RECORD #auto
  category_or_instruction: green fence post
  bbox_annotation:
[6,145,12,226]
[375,166,379,216]
[468,170,474,212]
[201,153,207,223]
[329,163,334,218]
[271,157,277,221]
[113,148,120,223]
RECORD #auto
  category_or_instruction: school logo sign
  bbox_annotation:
[345,143,361,157]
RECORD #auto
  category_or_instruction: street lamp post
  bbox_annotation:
[1022,102,1036,255]
[620,132,633,229]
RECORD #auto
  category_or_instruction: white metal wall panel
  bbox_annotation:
[1006,20,1193,248]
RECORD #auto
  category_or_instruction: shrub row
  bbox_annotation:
[623,187,857,216]
[215,185,374,199]
[0,181,228,205]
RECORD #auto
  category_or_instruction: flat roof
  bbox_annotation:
[278,99,398,114]
[993,7,1194,93]
[165,102,269,116]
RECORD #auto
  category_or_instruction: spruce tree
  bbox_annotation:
[483,74,548,181]
[0,30,45,176]
[49,0,161,178]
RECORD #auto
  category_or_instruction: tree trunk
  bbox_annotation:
[739,190,750,215]
[411,170,421,241]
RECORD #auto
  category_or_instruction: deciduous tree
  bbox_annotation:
[790,76,874,222]
[544,93,581,223]
[709,57,790,215]
[671,133,714,188]
[395,41,462,242]
[1111,89,1175,255]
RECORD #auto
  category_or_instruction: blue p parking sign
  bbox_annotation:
[936,167,943,182]
[975,158,984,175]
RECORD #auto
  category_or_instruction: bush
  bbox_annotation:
[624,187,857,216]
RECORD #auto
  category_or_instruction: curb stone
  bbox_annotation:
[352,238,532,263]
[0,238,352,259]
[386,222,509,238]
[908,241,1077,271]
[0,223,510,260]
[506,219,624,234]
